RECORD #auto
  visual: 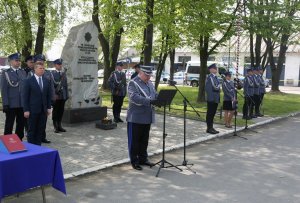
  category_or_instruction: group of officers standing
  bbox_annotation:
[1,52,68,145]
[205,63,266,134]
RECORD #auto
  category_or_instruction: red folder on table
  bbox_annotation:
[0,134,27,154]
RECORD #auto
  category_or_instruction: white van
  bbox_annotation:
[184,61,226,87]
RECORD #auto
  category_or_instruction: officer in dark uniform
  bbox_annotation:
[127,66,158,170]
[205,63,220,134]
[1,53,27,140]
[108,62,127,123]
[257,67,266,117]
[251,67,260,118]
[51,58,68,133]
[222,71,236,128]
[33,54,52,143]
[23,55,34,76]
[242,68,254,120]
[131,64,140,79]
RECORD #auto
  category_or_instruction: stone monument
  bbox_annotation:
[61,21,107,123]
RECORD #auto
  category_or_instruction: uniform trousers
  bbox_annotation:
[243,96,253,117]
[4,107,24,140]
[250,96,256,116]
[254,94,261,114]
[27,112,47,145]
[127,122,151,165]
[52,99,66,123]
[206,102,218,129]
[112,95,125,119]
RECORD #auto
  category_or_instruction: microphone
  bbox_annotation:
[168,80,177,86]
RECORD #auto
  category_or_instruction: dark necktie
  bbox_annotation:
[38,77,43,91]
[16,69,19,76]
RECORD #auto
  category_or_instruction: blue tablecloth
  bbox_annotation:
[0,142,66,199]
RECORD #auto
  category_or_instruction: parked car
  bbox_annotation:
[151,71,170,83]
[172,71,185,85]
[98,69,104,78]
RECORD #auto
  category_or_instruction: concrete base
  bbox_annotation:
[62,106,107,124]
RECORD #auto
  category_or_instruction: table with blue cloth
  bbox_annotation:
[0,142,66,201]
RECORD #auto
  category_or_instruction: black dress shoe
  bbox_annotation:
[42,139,51,143]
[58,127,66,132]
[118,118,124,123]
[251,115,257,118]
[212,128,219,133]
[256,113,264,117]
[132,164,143,170]
[206,129,218,134]
[54,129,60,133]
[140,161,155,167]
[113,118,119,123]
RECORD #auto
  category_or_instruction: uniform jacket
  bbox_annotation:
[1,68,27,108]
[222,80,235,101]
[22,75,52,114]
[126,76,157,124]
[252,74,260,95]
[205,73,220,103]
[108,71,127,96]
[259,75,266,94]
[243,75,254,97]
[51,70,69,100]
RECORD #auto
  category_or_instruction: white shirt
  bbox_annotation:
[34,74,43,89]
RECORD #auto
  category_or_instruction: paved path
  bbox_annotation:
[0,109,273,178]
[4,114,300,203]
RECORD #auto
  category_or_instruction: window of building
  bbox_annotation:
[178,56,191,63]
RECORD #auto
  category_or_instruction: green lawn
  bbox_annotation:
[100,86,300,126]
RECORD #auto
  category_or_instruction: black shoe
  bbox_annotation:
[206,129,218,134]
[54,129,60,133]
[132,164,143,170]
[140,161,155,167]
[57,122,66,132]
[113,118,119,123]
[212,128,219,133]
[256,113,264,117]
[117,118,124,123]
[42,139,51,143]
[251,115,257,118]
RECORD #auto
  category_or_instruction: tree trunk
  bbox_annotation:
[169,48,175,81]
[92,0,123,90]
[143,0,154,65]
[249,33,255,67]
[266,38,279,92]
[18,0,32,65]
[255,34,262,67]
[197,35,209,103]
[154,35,169,90]
[34,0,46,54]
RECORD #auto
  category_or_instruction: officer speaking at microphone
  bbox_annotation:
[126,66,159,171]
[51,58,68,133]
[1,53,27,140]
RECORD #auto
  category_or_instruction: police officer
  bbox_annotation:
[252,67,260,118]
[205,63,220,134]
[257,67,266,117]
[51,58,68,133]
[131,64,140,79]
[1,53,27,140]
[23,55,34,76]
[127,65,158,170]
[108,62,127,123]
[242,68,254,120]
[222,72,236,128]
[33,54,53,143]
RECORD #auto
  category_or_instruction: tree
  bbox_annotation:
[143,0,154,65]
[181,0,238,102]
[92,0,124,90]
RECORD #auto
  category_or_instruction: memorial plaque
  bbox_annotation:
[61,21,107,123]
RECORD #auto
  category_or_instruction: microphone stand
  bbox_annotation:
[169,82,199,173]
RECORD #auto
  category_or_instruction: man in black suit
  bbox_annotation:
[22,63,52,145]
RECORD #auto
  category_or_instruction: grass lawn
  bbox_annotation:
[100,85,300,126]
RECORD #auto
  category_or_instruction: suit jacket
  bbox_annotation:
[205,73,220,103]
[1,68,27,108]
[22,75,52,114]
[126,76,157,124]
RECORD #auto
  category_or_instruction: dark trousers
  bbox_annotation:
[113,95,125,119]
[243,96,252,117]
[254,94,261,115]
[127,122,151,165]
[206,102,218,129]
[4,108,25,140]
[27,112,47,145]
[250,96,256,116]
[52,99,66,122]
